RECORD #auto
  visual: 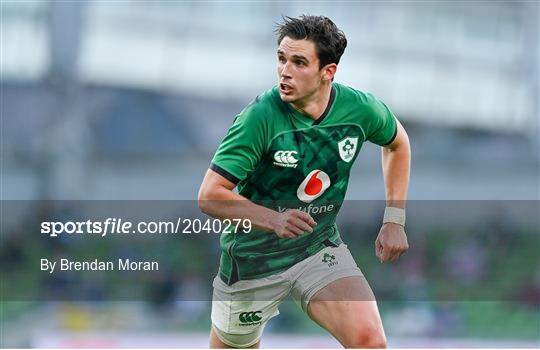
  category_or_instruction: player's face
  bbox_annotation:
[277,37,326,104]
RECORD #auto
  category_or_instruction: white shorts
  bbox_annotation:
[211,244,363,347]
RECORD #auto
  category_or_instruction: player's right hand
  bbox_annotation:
[269,209,317,239]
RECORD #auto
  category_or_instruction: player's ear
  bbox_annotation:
[321,63,337,82]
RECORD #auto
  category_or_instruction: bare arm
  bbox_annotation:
[198,169,316,238]
[382,118,410,208]
[375,119,411,262]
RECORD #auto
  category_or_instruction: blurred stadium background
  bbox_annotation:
[1,0,539,348]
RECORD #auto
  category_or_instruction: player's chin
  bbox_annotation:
[279,92,296,102]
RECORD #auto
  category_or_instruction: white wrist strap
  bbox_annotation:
[383,207,406,226]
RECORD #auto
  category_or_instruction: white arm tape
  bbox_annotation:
[383,207,406,226]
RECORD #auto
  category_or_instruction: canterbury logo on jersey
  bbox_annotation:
[239,311,262,325]
[297,170,331,203]
[273,150,298,168]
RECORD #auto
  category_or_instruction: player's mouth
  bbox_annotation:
[279,83,294,94]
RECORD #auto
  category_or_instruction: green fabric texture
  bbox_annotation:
[211,83,397,284]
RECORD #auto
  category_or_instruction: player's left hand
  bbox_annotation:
[375,223,409,263]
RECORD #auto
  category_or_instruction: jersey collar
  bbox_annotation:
[313,84,336,125]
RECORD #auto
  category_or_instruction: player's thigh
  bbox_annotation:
[210,275,286,348]
[209,325,261,349]
[307,276,386,348]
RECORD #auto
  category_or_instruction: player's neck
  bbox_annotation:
[290,83,333,121]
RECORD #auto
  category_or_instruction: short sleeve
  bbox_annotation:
[210,105,267,184]
[363,95,398,146]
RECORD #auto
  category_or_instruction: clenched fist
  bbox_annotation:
[269,209,317,239]
[375,223,409,263]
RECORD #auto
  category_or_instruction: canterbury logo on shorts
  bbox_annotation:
[238,311,262,326]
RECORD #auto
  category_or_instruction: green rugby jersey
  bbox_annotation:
[210,82,397,285]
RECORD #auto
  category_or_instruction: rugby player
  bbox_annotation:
[198,15,410,348]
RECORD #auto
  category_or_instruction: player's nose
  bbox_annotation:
[279,62,293,79]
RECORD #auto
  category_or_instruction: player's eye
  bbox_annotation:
[278,56,286,63]
[295,60,306,67]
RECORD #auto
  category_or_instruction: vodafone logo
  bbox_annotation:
[297,170,331,203]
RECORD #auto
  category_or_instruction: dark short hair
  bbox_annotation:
[275,15,347,69]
